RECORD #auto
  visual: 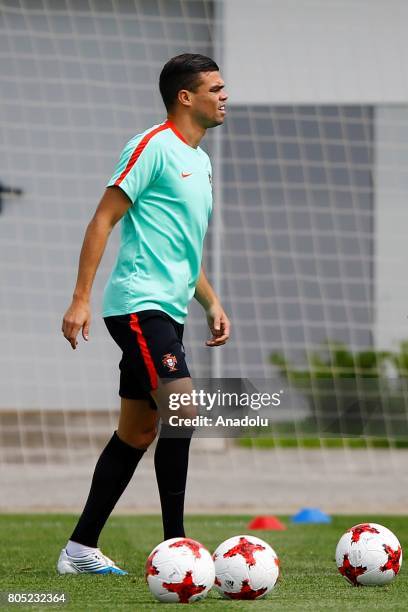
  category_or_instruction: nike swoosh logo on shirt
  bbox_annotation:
[181,172,192,178]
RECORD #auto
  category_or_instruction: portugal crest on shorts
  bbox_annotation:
[162,353,178,372]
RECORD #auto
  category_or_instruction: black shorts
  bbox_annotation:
[104,310,191,407]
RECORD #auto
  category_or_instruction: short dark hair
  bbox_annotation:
[159,53,219,111]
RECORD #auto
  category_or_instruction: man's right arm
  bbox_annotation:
[62,186,131,349]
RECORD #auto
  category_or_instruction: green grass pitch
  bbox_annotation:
[0,514,406,611]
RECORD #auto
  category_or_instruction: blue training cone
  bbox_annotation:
[292,507,331,524]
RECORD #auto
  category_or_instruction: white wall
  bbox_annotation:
[225,0,408,104]
[374,107,408,350]
[225,0,408,352]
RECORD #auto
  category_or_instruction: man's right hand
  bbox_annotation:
[62,297,91,350]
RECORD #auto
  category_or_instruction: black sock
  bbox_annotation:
[154,424,194,541]
[70,431,145,548]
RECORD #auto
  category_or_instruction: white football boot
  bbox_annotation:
[57,548,128,575]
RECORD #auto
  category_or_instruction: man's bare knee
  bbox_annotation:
[117,425,157,450]
[176,404,197,420]
[151,378,198,423]
[135,425,158,449]
[117,397,158,448]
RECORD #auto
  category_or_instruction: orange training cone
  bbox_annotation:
[247,516,286,530]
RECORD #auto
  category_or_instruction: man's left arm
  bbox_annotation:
[194,266,230,346]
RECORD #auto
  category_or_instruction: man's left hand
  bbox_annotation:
[205,303,230,347]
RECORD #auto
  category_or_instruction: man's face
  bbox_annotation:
[187,71,228,128]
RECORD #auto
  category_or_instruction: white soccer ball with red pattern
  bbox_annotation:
[335,523,402,586]
[145,537,215,603]
[213,535,279,600]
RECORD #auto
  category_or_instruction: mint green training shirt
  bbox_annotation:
[102,120,213,323]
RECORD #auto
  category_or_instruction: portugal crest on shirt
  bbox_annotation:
[162,353,178,372]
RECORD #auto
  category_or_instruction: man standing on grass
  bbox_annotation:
[58,53,230,574]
